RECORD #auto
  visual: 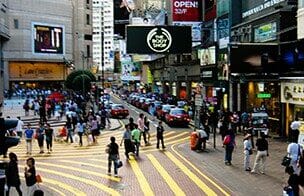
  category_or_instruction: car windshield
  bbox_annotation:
[170,109,186,115]
[113,105,124,109]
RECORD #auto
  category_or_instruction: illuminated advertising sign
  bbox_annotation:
[254,22,277,42]
[198,46,216,66]
[126,26,192,54]
[120,61,141,81]
[242,0,285,19]
[172,0,201,22]
[32,23,64,54]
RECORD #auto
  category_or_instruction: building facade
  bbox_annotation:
[1,0,93,91]
[0,0,9,115]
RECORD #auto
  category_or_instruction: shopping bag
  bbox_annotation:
[116,160,123,168]
[281,156,291,167]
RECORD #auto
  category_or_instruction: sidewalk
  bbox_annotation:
[178,132,288,195]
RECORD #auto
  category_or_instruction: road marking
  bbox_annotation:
[89,158,108,163]
[59,160,108,170]
[164,151,217,196]
[19,173,86,196]
[34,162,120,182]
[129,158,154,196]
[142,138,188,152]
[171,143,231,196]
[146,154,186,196]
[20,164,120,196]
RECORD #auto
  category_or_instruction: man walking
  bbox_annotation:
[16,117,24,139]
[24,123,34,155]
[156,121,166,149]
[251,133,269,174]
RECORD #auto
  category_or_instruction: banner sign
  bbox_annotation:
[127,26,192,54]
[120,61,141,81]
[172,0,201,22]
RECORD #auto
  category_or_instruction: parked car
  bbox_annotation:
[110,104,129,119]
[165,108,190,127]
[135,97,146,108]
[142,98,153,111]
[157,104,175,120]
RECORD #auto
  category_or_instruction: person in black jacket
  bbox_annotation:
[6,152,22,196]
[106,136,120,177]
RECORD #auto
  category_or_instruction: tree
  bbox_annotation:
[65,70,96,92]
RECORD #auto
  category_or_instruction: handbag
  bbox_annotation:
[36,174,42,183]
[281,155,291,167]
[116,160,123,168]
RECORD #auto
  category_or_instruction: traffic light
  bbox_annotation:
[0,118,19,155]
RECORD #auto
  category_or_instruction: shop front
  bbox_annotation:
[9,61,67,89]
[281,81,304,139]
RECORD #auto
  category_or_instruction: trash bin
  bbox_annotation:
[0,161,8,195]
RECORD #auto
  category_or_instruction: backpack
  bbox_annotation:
[223,135,231,145]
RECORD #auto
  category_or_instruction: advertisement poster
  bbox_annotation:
[172,0,201,22]
[32,23,64,54]
[198,46,216,66]
[121,61,141,81]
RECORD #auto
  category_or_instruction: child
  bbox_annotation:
[24,157,37,195]
[24,123,34,155]
[6,152,22,196]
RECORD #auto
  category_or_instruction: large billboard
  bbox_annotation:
[126,26,192,54]
[198,46,216,66]
[121,61,141,81]
[172,22,202,42]
[230,43,281,73]
[114,0,135,37]
[172,0,202,22]
[32,23,64,54]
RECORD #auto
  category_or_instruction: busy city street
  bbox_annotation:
[1,0,304,195]
[0,94,291,196]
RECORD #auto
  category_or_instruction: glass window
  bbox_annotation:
[86,14,90,25]
[300,0,304,8]
[14,19,19,29]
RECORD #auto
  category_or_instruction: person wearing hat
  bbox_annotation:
[243,133,253,171]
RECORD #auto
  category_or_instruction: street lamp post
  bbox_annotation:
[81,51,85,98]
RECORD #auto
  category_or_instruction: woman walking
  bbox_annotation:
[143,116,151,145]
[24,157,37,195]
[243,133,252,171]
[76,120,85,146]
[224,129,235,165]
[36,123,45,154]
[6,153,22,196]
[45,123,54,153]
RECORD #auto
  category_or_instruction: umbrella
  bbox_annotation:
[47,92,65,102]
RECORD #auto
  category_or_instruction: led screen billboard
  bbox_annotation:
[198,46,216,66]
[126,26,192,54]
[33,23,64,54]
[230,43,281,73]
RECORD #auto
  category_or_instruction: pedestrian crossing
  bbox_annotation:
[3,129,231,196]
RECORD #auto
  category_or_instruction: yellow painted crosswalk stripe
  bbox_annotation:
[142,138,188,153]
[146,154,186,196]
[35,162,120,182]
[171,144,231,196]
[20,164,120,196]
[60,160,107,170]
[129,158,154,196]
[165,151,217,196]
[19,172,86,196]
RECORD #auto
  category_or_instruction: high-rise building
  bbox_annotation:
[0,0,9,115]
[92,0,114,71]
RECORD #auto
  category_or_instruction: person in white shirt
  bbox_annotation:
[16,117,24,138]
[243,134,253,171]
[290,118,300,143]
[287,140,302,175]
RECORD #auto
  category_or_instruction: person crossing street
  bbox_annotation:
[156,121,166,150]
